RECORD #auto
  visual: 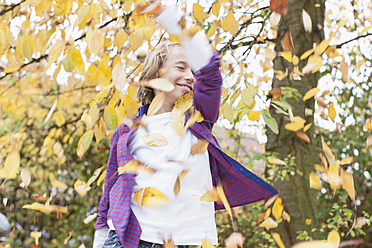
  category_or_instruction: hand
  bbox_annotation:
[136,0,165,16]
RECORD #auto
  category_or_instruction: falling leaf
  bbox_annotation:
[87,167,104,187]
[248,111,261,121]
[20,168,31,188]
[341,169,356,201]
[190,139,209,155]
[365,118,372,131]
[174,176,181,195]
[74,179,91,196]
[303,88,320,101]
[305,219,312,225]
[265,194,278,209]
[118,160,155,175]
[225,232,244,248]
[328,163,341,190]
[138,78,175,92]
[97,169,106,186]
[267,88,282,100]
[309,172,322,190]
[269,12,281,26]
[200,189,219,202]
[285,116,306,132]
[339,157,354,165]
[282,210,291,222]
[300,48,314,60]
[340,57,348,81]
[270,0,288,16]
[173,91,193,113]
[272,233,285,248]
[327,230,340,246]
[281,30,294,51]
[272,197,284,220]
[328,103,336,121]
[77,130,94,158]
[321,136,336,161]
[302,9,312,32]
[163,239,175,248]
[170,109,186,136]
[83,213,97,224]
[147,93,165,116]
[279,51,292,62]
[304,123,312,132]
[268,157,286,166]
[302,63,318,75]
[31,194,49,201]
[23,202,68,215]
[136,1,163,15]
[315,38,331,55]
[141,187,170,207]
[217,184,232,218]
[221,11,239,35]
[259,217,278,228]
[141,133,168,147]
[0,150,20,179]
[296,132,310,143]
[202,239,215,248]
[51,179,68,189]
[31,231,41,246]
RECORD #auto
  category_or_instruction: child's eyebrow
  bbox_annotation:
[174,60,188,66]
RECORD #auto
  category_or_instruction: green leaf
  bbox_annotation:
[77,130,94,157]
[103,102,118,130]
[262,109,279,134]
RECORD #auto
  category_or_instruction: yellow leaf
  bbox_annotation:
[279,51,292,62]
[300,48,314,60]
[304,123,312,132]
[193,3,208,22]
[337,19,347,28]
[19,168,31,188]
[217,184,232,218]
[259,217,278,229]
[202,239,215,248]
[309,172,322,190]
[212,1,221,17]
[141,133,168,146]
[190,139,209,155]
[22,35,35,61]
[361,26,372,33]
[87,28,105,55]
[104,101,118,130]
[221,11,239,35]
[282,210,291,222]
[170,109,186,136]
[225,232,244,248]
[328,163,341,190]
[268,157,286,166]
[328,103,336,121]
[241,85,257,107]
[77,130,94,158]
[69,47,85,74]
[303,88,320,101]
[0,151,20,179]
[139,78,175,92]
[200,189,219,202]
[272,233,285,248]
[285,121,305,132]
[87,167,104,187]
[206,20,218,39]
[4,65,20,73]
[264,194,278,209]
[365,118,372,131]
[248,111,261,121]
[173,91,194,113]
[74,179,91,196]
[51,179,68,189]
[114,29,127,49]
[221,103,235,124]
[23,202,68,214]
[147,93,164,116]
[97,169,106,186]
[184,109,204,130]
[306,219,312,225]
[124,93,138,118]
[272,197,284,220]
[321,136,335,161]
[83,213,97,224]
[31,231,42,245]
[118,160,155,175]
[94,118,106,144]
[315,38,331,55]
[138,187,170,207]
[341,169,355,201]
[327,230,340,246]
[339,157,354,165]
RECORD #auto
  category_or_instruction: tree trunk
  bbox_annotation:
[265,0,325,246]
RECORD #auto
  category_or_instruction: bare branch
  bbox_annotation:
[336,33,372,48]
[0,0,24,16]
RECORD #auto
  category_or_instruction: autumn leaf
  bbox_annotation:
[83,213,97,224]
[327,163,341,190]
[340,57,348,81]
[86,167,104,187]
[221,12,239,35]
[328,103,336,121]
[118,160,155,175]
[259,217,278,228]
[141,133,168,146]
[193,3,208,22]
[0,150,20,179]
[217,184,232,219]
[77,130,94,158]
[248,111,261,121]
[302,9,312,32]
[241,85,257,107]
[267,88,282,100]
[31,231,41,246]
[270,0,288,16]
[200,189,219,202]
[341,169,356,201]
[282,210,291,222]
[74,179,91,196]
[51,179,68,189]
[134,187,170,207]
[138,78,175,92]
[264,194,278,209]
[272,197,284,220]
[272,233,285,248]
[339,157,354,165]
[20,168,31,188]
[309,172,322,190]
[225,232,244,248]
[190,139,209,155]
[365,118,372,131]
[202,239,215,248]
[303,88,320,101]
[262,109,279,134]
[285,116,306,132]
[23,202,68,215]
[268,156,286,165]
[281,30,294,51]
[327,230,340,246]
[173,91,193,113]
[296,132,311,143]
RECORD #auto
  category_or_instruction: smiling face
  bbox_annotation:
[153,46,195,113]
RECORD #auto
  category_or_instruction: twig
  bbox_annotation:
[336,33,372,48]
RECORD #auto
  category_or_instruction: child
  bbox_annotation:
[93,4,277,248]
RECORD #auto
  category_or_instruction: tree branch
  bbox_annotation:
[0,0,23,16]
[336,33,372,48]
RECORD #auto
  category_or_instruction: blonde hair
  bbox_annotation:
[138,42,179,105]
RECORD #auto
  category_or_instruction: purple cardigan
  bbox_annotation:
[95,52,278,247]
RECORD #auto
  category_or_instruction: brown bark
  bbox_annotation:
[265,0,325,246]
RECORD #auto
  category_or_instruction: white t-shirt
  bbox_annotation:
[126,112,217,245]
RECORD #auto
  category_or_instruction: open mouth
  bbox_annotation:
[176,83,193,92]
